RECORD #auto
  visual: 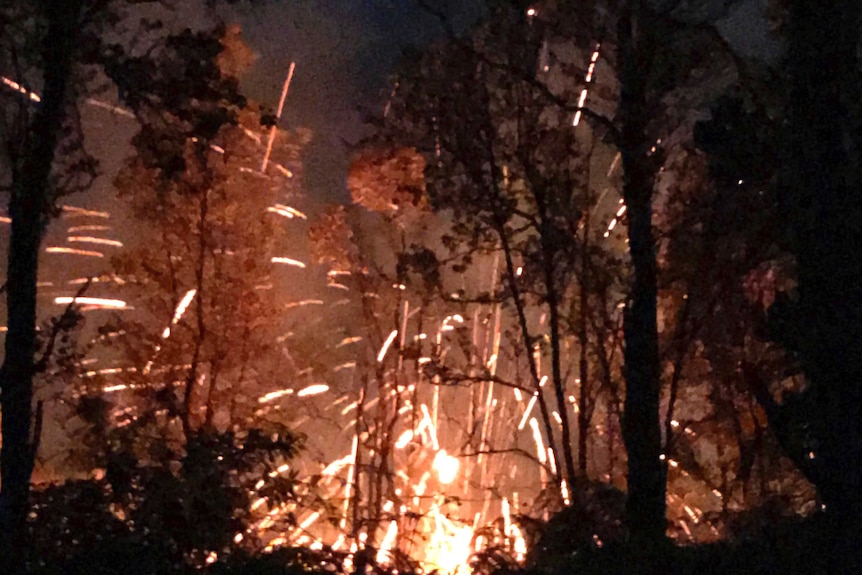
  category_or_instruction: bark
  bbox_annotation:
[0,1,85,571]
[616,0,666,543]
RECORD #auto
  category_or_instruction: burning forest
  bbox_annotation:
[1,1,862,574]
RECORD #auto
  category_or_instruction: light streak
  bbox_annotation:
[561,479,571,506]
[275,164,294,178]
[572,43,602,127]
[337,336,362,348]
[377,329,399,362]
[528,417,547,465]
[61,205,110,218]
[297,383,329,397]
[1,76,41,102]
[395,430,414,449]
[258,388,294,403]
[267,204,305,219]
[284,299,324,309]
[161,289,196,339]
[517,394,538,430]
[268,463,291,478]
[102,384,129,392]
[376,520,399,565]
[84,97,134,118]
[67,225,110,233]
[54,296,126,309]
[46,247,104,258]
[261,62,296,172]
[420,403,440,450]
[271,257,306,268]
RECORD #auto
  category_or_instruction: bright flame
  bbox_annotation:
[433,450,460,485]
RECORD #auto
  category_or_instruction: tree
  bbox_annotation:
[614,0,667,544]
[0,1,89,570]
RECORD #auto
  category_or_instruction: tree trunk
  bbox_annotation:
[0,1,84,571]
[616,0,666,544]
[778,0,862,525]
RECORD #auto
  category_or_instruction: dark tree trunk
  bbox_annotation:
[616,0,666,544]
[0,1,84,571]
[774,0,862,525]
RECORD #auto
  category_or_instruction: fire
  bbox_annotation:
[433,450,460,485]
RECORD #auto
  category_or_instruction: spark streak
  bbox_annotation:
[271,257,307,268]
[258,388,294,403]
[297,384,329,397]
[46,247,104,258]
[67,236,123,247]
[54,296,126,309]
[377,329,399,362]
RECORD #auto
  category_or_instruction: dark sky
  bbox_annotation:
[215,0,775,204]
[220,0,484,203]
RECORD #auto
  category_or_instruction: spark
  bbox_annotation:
[161,290,196,338]
[275,164,294,178]
[267,204,306,219]
[61,205,110,218]
[297,384,329,397]
[337,336,363,348]
[261,61,296,172]
[268,463,290,478]
[561,479,571,506]
[529,417,547,465]
[376,520,399,565]
[258,389,294,403]
[572,43,602,127]
[284,299,324,309]
[102,384,129,392]
[395,430,414,449]
[54,296,126,309]
[377,329,399,362]
[67,225,110,233]
[1,76,40,102]
[85,97,134,118]
[340,400,359,415]
[518,394,538,430]
[271,257,306,268]
[46,247,104,258]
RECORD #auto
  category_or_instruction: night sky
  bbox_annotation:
[220,0,484,204]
